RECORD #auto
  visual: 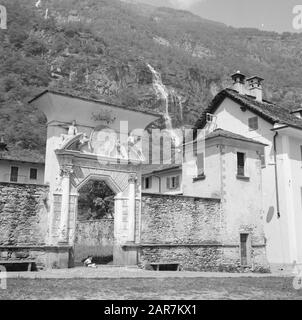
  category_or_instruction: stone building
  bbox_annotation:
[142,165,182,195]
[195,72,302,272]
[0,154,45,186]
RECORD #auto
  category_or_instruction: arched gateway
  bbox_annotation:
[29,90,161,268]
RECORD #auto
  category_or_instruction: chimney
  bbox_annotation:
[246,76,264,102]
[231,71,246,95]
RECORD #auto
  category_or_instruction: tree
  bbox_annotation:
[78,180,115,220]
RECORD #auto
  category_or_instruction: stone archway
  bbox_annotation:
[74,179,116,266]
[51,152,141,268]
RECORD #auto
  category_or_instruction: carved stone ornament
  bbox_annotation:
[60,165,74,177]
[128,173,137,184]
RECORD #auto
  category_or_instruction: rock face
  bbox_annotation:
[2,0,302,157]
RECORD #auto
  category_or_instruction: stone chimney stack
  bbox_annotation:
[246,76,264,102]
[231,71,246,95]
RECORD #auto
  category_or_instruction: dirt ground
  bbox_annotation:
[0,277,302,300]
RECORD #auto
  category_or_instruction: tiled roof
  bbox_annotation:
[205,129,266,145]
[141,164,181,175]
[142,164,181,175]
[195,88,302,130]
[0,147,45,164]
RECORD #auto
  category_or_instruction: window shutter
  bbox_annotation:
[175,176,180,188]
[166,177,170,189]
[10,166,18,182]
[248,117,258,131]
[197,152,204,176]
[142,177,145,189]
[30,168,38,180]
[260,153,266,167]
[149,177,152,188]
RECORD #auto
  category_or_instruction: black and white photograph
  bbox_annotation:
[0,0,302,303]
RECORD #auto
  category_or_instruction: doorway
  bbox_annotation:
[240,233,251,266]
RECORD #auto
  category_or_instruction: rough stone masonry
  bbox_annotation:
[140,193,269,272]
[0,182,50,269]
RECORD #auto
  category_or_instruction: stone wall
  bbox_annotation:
[0,183,49,246]
[0,183,61,270]
[140,194,224,271]
[74,219,114,264]
[141,194,222,244]
[140,193,269,272]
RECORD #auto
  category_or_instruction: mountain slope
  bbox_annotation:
[1,0,302,157]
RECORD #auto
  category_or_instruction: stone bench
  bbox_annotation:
[148,262,181,271]
[0,260,36,271]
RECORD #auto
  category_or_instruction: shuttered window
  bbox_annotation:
[10,166,18,182]
[167,176,180,189]
[30,168,38,180]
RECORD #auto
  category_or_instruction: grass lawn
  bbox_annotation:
[0,277,302,300]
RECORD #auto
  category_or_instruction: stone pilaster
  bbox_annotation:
[128,174,137,243]
[58,165,73,244]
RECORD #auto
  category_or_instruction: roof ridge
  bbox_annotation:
[195,88,302,130]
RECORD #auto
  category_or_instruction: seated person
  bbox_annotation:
[82,256,97,268]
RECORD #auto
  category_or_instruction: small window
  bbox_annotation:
[167,176,180,190]
[237,152,245,176]
[248,117,258,131]
[206,113,215,123]
[10,166,18,182]
[143,177,152,190]
[30,168,38,180]
[197,152,205,176]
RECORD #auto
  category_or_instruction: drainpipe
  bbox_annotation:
[273,132,281,218]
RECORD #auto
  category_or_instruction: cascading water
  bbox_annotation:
[147,64,182,147]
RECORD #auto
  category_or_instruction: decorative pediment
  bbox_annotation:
[57,125,145,163]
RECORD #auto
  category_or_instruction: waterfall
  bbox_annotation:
[147,64,181,147]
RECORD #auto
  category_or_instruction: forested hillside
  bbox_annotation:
[1,0,302,157]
